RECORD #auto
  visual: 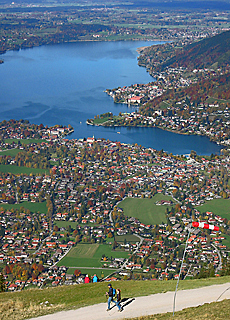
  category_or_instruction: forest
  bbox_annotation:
[138,29,230,72]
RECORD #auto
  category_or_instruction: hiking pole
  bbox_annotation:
[173,223,192,316]
[216,286,230,302]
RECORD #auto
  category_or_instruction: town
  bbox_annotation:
[0,119,229,291]
[89,32,230,147]
[0,3,229,55]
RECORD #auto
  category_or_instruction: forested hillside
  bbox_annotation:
[138,30,230,71]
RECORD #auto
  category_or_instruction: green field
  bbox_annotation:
[118,194,174,225]
[93,117,110,124]
[206,97,230,105]
[222,234,230,249]
[0,148,21,156]
[0,201,47,213]
[5,138,45,144]
[54,221,100,229]
[115,234,139,243]
[0,164,46,175]
[57,243,129,268]
[196,198,230,220]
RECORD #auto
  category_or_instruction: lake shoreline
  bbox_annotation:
[0,40,222,155]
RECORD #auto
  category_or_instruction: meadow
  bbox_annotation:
[0,164,46,175]
[4,138,45,144]
[196,198,230,220]
[0,201,47,214]
[115,234,139,243]
[118,194,174,225]
[57,243,129,268]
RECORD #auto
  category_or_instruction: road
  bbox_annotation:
[28,282,230,320]
[211,243,223,273]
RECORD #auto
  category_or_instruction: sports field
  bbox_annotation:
[196,198,230,220]
[118,194,174,225]
[57,243,129,268]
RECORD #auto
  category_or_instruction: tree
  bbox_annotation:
[74,269,81,277]
[0,273,6,292]
[107,232,113,238]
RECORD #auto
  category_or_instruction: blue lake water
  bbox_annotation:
[0,40,222,155]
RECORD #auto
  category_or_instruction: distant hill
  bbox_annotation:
[159,30,230,71]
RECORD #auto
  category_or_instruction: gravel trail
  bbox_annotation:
[28,282,230,320]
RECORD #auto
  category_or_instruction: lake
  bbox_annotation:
[0,40,221,155]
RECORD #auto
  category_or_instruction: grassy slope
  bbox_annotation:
[131,299,230,320]
[118,194,174,225]
[1,277,230,320]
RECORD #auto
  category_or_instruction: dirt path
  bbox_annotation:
[28,282,230,320]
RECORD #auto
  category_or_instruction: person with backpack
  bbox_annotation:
[106,283,122,312]
[116,288,123,311]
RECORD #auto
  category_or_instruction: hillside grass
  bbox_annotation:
[57,243,129,268]
[130,299,230,320]
[196,198,230,220]
[118,194,174,225]
[0,277,230,320]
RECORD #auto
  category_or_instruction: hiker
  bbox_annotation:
[92,274,98,283]
[116,288,122,310]
[106,283,122,312]
[84,274,90,284]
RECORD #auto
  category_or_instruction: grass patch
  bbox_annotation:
[0,201,47,213]
[93,117,110,124]
[0,164,46,175]
[159,101,171,109]
[54,221,100,229]
[196,199,230,220]
[206,97,230,105]
[0,149,22,156]
[130,299,230,320]
[57,243,129,268]
[222,234,230,249]
[115,234,139,243]
[4,138,45,144]
[0,276,230,320]
[118,194,174,225]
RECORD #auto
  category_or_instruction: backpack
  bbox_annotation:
[113,288,116,296]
